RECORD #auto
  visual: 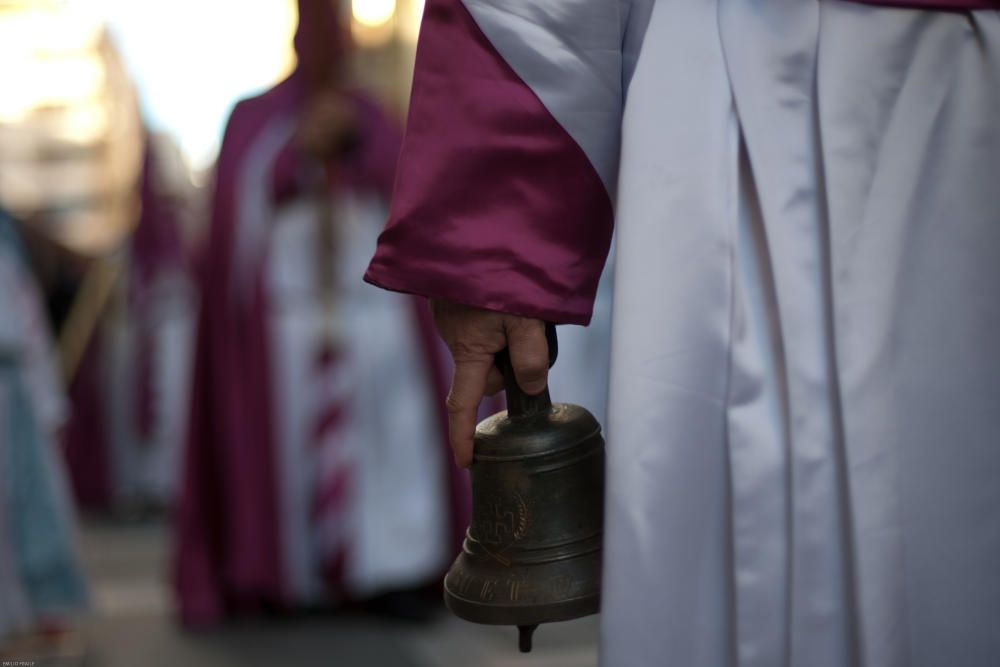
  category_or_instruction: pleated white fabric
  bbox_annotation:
[602,3,1000,666]
[549,257,614,426]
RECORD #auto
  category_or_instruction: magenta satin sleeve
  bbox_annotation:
[363,0,616,326]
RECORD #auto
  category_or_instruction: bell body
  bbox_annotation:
[444,400,605,629]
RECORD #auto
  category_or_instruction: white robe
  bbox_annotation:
[548,258,614,426]
[603,4,1000,666]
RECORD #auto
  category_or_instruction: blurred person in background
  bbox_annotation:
[174,0,463,626]
[59,133,197,515]
[106,134,197,512]
[365,0,1000,665]
[0,207,88,657]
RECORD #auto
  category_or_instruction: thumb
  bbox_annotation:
[505,318,549,396]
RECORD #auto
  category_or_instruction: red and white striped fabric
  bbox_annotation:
[310,343,353,589]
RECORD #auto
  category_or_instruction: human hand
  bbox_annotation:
[430,300,549,468]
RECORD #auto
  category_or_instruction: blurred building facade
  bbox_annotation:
[349,0,426,115]
[0,0,143,256]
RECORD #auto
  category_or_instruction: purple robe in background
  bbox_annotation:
[130,139,189,444]
[62,137,192,511]
[174,10,464,621]
[175,75,298,625]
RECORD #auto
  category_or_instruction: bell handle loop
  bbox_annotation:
[495,323,558,418]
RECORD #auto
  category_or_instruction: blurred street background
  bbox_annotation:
[69,519,598,667]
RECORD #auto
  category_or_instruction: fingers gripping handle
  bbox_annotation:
[494,323,558,418]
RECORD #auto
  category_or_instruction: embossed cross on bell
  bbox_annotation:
[444,325,605,653]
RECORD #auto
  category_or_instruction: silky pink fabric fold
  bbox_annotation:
[364,0,613,326]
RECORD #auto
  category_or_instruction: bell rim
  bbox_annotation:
[443,589,601,627]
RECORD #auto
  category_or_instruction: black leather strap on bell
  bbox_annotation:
[494,323,558,418]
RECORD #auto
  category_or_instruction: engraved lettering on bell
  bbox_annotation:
[448,569,473,597]
[480,580,497,601]
[507,578,521,602]
[473,493,530,549]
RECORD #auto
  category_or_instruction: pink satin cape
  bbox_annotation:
[364,0,614,326]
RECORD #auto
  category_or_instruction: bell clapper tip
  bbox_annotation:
[518,624,538,653]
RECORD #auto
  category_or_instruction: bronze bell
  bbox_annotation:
[444,325,605,653]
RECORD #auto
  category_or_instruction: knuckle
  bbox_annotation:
[449,340,486,362]
[445,393,468,415]
[512,348,549,377]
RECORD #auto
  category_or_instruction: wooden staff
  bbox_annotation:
[57,255,122,383]
[296,0,353,350]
